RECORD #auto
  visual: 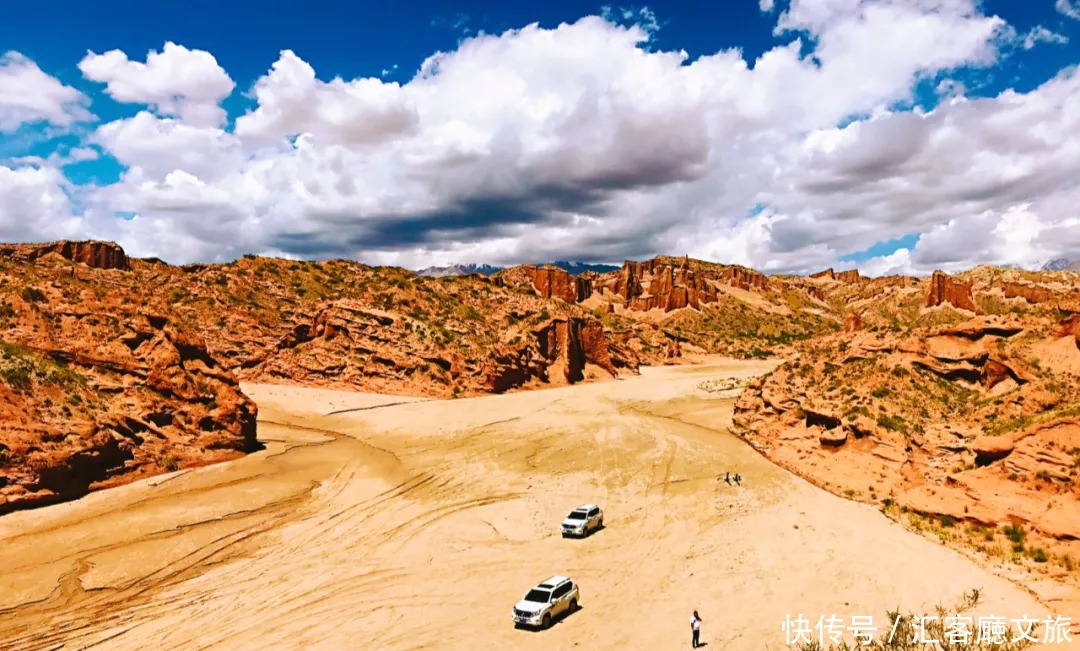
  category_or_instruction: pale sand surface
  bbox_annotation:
[0,360,1057,650]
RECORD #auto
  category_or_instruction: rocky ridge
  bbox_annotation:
[732,267,1080,588]
[6,238,1080,554]
[0,246,256,514]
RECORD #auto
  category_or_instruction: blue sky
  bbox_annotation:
[1,0,1079,272]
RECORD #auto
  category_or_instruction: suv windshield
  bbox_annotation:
[566,511,587,520]
[525,589,552,603]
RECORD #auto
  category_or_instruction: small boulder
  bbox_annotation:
[971,434,1015,466]
[820,428,848,447]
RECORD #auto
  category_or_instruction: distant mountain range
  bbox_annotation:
[1041,257,1080,272]
[416,261,620,277]
[414,263,503,278]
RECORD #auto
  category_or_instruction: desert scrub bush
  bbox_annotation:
[875,414,909,434]
[871,386,891,398]
[987,403,1080,437]
[0,342,84,391]
[21,286,46,303]
[1003,523,1026,544]
[454,304,483,321]
[1034,470,1056,483]
[844,405,871,419]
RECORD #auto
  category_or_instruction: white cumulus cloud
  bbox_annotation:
[0,165,84,241]
[0,52,92,133]
[79,42,234,127]
[6,3,1080,276]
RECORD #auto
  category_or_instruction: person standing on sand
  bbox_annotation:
[690,611,702,648]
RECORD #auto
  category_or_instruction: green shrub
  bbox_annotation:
[876,414,908,434]
[21,287,46,303]
[1003,523,1026,544]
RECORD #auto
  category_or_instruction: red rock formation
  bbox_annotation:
[533,318,586,383]
[481,317,630,392]
[0,240,130,270]
[1057,314,1080,340]
[1001,282,1053,304]
[598,259,718,312]
[664,332,682,359]
[843,313,863,332]
[0,312,256,515]
[721,266,769,291]
[980,358,1013,389]
[925,270,981,313]
[612,261,643,300]
[810,268,858,283]
[580,320,617,375]
[481,345,544,393]
[523,265,592,303]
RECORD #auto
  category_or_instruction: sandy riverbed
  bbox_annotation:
[0,361,1054,649]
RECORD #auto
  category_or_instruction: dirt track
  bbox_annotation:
[0,361,1049,650]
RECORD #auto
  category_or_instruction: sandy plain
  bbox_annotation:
[0,360,1058,650]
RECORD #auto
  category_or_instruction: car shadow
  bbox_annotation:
[514,604,584,632]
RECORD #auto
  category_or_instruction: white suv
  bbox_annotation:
[512,576,580,629]
[561,504,603,538]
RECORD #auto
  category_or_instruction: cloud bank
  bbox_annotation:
[0,0,1078,275]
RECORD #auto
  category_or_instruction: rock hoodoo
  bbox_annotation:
[926,270,981,313]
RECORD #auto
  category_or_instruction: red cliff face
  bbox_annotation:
[580,320,618,376]
[599,259,719,312]
[523,266,592,303]
[0,240,130,270]
[0,312,257,515]
[810,268,860,283]
[481,316,631,392]
[612,261,643,300]
[721,266,769,292]
[926,270,981,313]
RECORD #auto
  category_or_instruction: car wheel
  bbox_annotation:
[542,613,552,629]
[569,599,578,613]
